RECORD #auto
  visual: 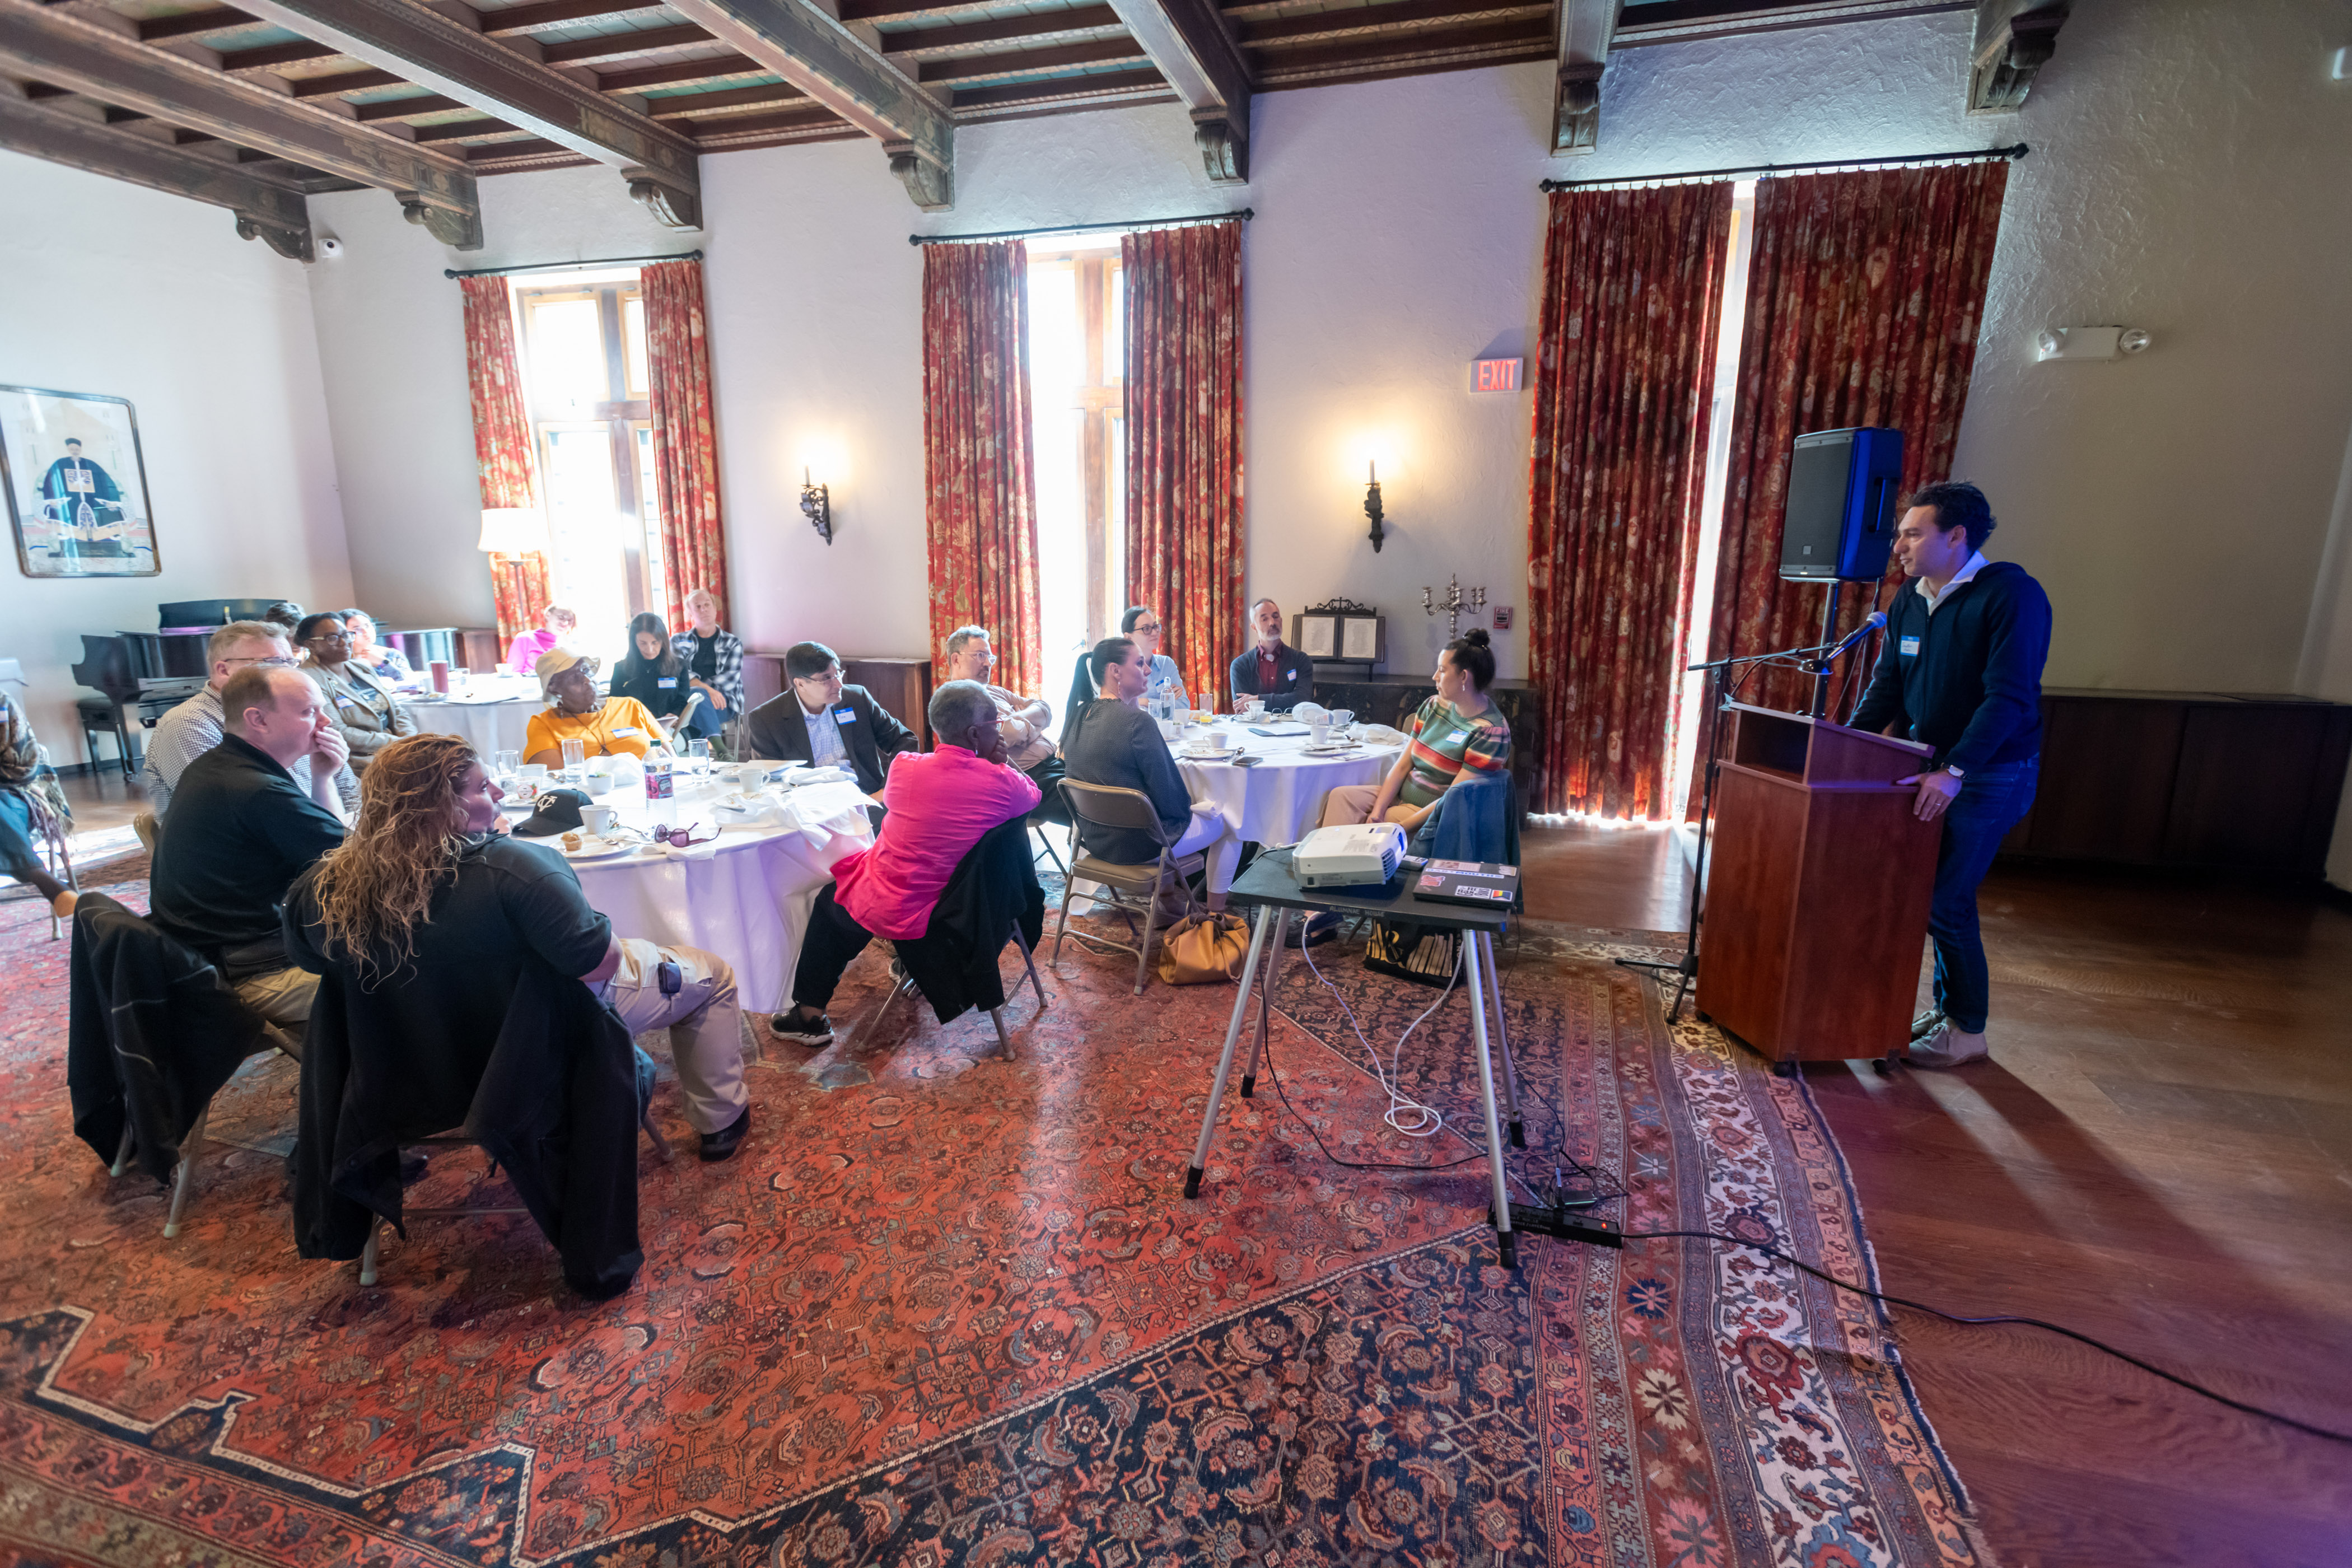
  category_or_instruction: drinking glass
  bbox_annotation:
[493,749,519,782]
[686,738,712,771]
[560,738,585,773]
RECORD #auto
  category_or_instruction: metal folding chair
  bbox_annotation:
[1053,780,1207,995]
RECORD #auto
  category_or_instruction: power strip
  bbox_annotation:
[1497,1205,1625,1249]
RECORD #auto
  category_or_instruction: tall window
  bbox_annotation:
[514,276,661,666]
[1029,242,1124,715]
[1667,181,1759,819]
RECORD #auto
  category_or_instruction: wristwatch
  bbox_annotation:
[1943,764,1966,779]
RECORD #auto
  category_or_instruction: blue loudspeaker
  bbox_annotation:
[1778,427,1905,581]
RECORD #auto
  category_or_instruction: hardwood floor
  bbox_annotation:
[1521,825,2352,1568]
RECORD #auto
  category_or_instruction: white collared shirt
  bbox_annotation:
[1918,551,1990,615]
[802,697,848,769]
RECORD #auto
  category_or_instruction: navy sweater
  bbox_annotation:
[1850,560,2050,772]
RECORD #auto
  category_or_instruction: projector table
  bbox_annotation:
[1182,848,1528,1266]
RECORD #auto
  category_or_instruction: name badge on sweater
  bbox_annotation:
[657,676,678,689]
[1899,637,1921,657]
[832,707,857,725]
[613,726,643,738]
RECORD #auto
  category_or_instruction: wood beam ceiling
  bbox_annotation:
[666,0,956,208]
[235,0,703,226]
[1105,0,1251,181]
[0,78,313,258]
[0,0,481,245]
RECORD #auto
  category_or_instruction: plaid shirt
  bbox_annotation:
[671,627,745,717]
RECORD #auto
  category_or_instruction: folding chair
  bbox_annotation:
[1053,780,1207,995]
[862,817,1050,1059]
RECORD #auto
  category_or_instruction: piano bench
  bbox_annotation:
[75,696,140,778]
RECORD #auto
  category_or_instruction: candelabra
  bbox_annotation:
[1422,574,1486,640]
[800,468,833,545]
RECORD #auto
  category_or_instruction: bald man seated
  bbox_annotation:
[149,664,349,1032]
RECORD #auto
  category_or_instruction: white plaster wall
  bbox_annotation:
[298,0,2352,716]
[0,151,351,757]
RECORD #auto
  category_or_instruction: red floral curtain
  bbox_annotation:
[643,258,730,632]
[922,240,1043,696]
[1706,162,2010,717]
[459,276,550,651]
[1123,221,1245,710]
[1527,184,1732,819]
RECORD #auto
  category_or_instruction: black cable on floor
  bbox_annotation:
[1571,1225,2352,1446]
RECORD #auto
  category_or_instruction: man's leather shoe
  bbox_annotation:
[699,1104,752,1162]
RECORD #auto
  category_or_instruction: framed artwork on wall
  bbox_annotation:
[1,385,159,578]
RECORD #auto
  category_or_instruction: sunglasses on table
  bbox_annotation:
[641,822,717,848]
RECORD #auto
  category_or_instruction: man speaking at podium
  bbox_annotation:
[1850,481,2051,1068]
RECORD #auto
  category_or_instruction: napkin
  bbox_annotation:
[1291,702,1330,722]
[1358,724,1407,746]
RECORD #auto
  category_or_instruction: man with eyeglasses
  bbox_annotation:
[744,641,918,800]
[143,620,358,820]
[942,624,1062,806]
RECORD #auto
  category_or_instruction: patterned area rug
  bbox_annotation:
[0,853,1985,1566]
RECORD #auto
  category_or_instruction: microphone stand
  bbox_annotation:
[1614,631,1858,1021]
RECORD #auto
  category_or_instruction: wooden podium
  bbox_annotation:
[1695,704,1939,1072]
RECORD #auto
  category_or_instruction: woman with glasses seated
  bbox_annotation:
[297,612,419,772]
[340,610,413,685]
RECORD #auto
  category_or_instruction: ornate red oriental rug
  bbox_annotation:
[0,852,1987,1567]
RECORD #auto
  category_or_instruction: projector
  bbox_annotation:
[1294,822,1406,889]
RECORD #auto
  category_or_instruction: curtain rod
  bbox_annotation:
[911,208,1252,246]
[1539,143,2027,193]
[443,248,705,279]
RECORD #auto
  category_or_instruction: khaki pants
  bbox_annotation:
[598,940,745,1135]
[234,966,319,1028]
[1319,785,1420,829]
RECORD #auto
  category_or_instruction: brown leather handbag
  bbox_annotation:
[1154,911,1252,984]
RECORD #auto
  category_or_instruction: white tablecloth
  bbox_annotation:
[408,676,543,761]
[1175,722,1401,894]
[544,774,874,1015]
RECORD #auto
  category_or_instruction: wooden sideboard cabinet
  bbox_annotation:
[1999,690,2352,879]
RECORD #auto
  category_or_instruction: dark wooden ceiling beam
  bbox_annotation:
[412,116,521,143]
[595,50,765,91]
[138,7,259,44]
[1236,0,1540,48]
[290,67,402,97]
[666,0,955,209]
[237,0,703,227]
[481,1,672,34]
[1250,15,1550,76]
[879,6,1127,58]
[0,77,312,257]
[677,102,843,137]
[352,91,462,122]
[917,38,1147,85]
[217,37,341,71]
[539,22,716,66]
[1549,0,1613,154]
[1103,0,1250,181]
[643,79,806,115]
[837,0,1007,23]
[949,63,1163,110]
[0,0,481,245]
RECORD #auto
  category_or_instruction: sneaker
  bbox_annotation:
[769,1007,834,1047]
[699,1104,752,1163]
[1910,1009,1947,1039]
[1907,1023,1989,1068]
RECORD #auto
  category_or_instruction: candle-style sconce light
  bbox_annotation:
[800,467,833,545]
[1364,460,1385,553]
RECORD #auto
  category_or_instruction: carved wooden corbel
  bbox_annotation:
[399,192,483,249]
[624,167,703,231]
[1552,62,1604,156]
[235,209,315,262]
[1192,108,1246,185]
[1969,1,2068,113]
[886,143,953,212]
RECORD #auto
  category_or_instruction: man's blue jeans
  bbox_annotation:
[1928,756,2039,1034]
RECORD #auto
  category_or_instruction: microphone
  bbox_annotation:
[1823,610,1888,661]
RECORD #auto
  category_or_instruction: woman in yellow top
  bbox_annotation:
[524,648,670,768]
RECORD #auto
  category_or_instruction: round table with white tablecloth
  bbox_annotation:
[1174,720,1403,897]
[525,771,875,1016]
[407,674,545,762]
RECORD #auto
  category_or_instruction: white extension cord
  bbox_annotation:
[1292,924,1467,1139]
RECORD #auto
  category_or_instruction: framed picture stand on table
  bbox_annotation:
[1294,598,1385,679]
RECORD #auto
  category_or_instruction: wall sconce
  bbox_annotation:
[1364,461,1385,553]
[800,468,833,545]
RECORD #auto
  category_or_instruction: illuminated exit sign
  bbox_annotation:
[1472,357,1523,393]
